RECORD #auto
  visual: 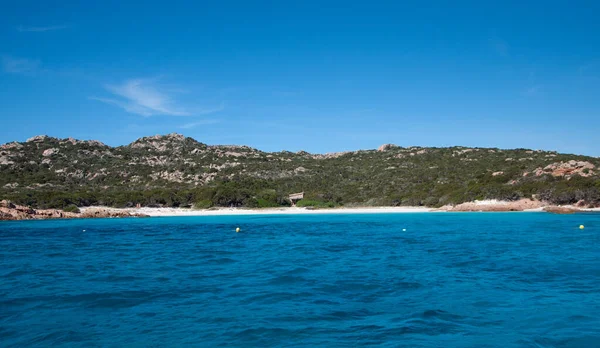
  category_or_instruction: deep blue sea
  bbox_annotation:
[1,213,599,347]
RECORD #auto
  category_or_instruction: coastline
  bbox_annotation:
[85,204,600,218]
[3,200,599,221]
[81,206,436,217]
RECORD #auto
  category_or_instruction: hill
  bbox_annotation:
[1,134,599,209]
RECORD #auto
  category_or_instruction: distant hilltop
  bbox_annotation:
[1,133,599,210]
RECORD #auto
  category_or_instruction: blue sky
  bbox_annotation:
[1,1,599,156]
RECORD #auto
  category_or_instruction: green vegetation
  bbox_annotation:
[295,200,337,208]
[194,199,213,209]
[1,134,599,209]
[62,204,80,213]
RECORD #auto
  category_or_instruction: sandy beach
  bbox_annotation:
[78,203,600,218]
[79,206,436,217]
[5,200,597,221]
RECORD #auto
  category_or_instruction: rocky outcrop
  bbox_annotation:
[574,200,600,209]
[312,152,350,159]
[26,135,50,143]
[442,199,543,212]
[0,142,23,150]
[1,200,16,209]
[0,156,14,165]
[42,148,59,157]
[79,207,148,219]
[528,160,596,178]
[224,151,244,157]
[0,201,148,221]
[59,138,107,147]
[377,144,396,152]
[149,170,185,183]
[129,133,191,151]
[543,206,580,214]
[440,199,598,213]
[453,149,475,156]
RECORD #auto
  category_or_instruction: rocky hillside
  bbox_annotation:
[1,134,599,209]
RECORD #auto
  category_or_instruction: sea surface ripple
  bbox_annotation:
[1,213,599,347]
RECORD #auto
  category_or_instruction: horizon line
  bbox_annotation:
[1,133,585,157]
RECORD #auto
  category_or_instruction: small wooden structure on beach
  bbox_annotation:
[288,192,304,206]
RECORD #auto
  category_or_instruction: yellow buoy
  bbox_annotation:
[580,225,585,230]
[236,227,241,233]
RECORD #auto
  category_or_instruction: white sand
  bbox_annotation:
[135,206,437,217]
[79,204,600,217]
[81,206,435,217]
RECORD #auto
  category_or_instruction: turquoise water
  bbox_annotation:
[1,213,599,347]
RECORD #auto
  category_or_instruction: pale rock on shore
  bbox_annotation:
[439,199,599,213]
[0,200,148,221]
[440,199,544,212]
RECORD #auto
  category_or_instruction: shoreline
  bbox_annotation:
[84,205,600,218]
[83,206,437,217]
[3,201,599,221]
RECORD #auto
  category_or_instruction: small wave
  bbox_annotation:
[420,309,466,322]
[312,299,340,305]
[240,291,297,305]
[206,257,236,265]
[3,269,28,278]
[232,327,296,341]
[136,312,157,318]
[89,274,142,282]
[267,275,307,286]
[322,244,354,253]
[393,280,423,290]
[322,308,380,321]
[283,266,311,275]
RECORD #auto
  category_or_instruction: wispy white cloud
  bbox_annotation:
[90,78,223,117]
[193,103,225,115]
[89,96,159,116]
[179,119,220,129]
[1,55,40,74]
[107,78,190,116]
[17,25,69,32]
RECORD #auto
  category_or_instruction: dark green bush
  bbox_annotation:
[194,200,213,209]
[256,198,280,208]
[296,199,336,208]
[63,204,80,213]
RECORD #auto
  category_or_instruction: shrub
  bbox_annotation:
[245,198,259,208]
[63,204,80,214]
[256,198,280,208]
[194,199,213,209]
[296,199,336,208]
